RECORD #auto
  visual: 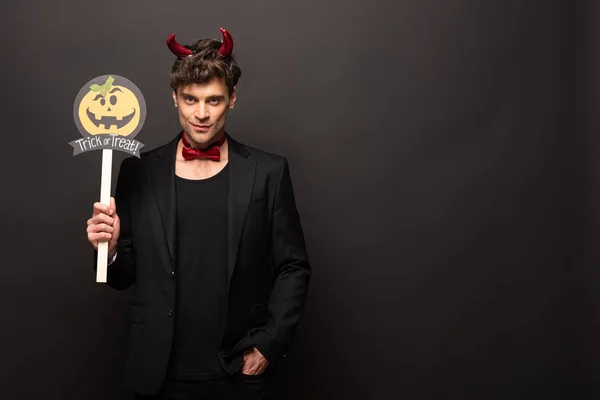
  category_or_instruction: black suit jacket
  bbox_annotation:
[99,132,310,394]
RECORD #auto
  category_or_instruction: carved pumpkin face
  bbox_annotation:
[77,76,141,136]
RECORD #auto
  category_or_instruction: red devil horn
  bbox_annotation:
[218,27,233,57]
[167,34,193,58]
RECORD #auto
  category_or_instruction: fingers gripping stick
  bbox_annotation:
[97,149,113,283]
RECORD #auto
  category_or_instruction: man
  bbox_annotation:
[86,28,311,399]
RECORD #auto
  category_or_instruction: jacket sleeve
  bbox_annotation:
[251,156,311,365]
[93,157,136,290]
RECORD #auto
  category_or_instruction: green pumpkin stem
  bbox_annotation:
[89,76,115,97]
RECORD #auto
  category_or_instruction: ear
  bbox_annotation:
[172,90,177,105]
[229,88,237,109]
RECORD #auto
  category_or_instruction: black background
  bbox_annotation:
[0,0,591,399]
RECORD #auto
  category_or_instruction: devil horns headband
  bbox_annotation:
[167,27,233,58]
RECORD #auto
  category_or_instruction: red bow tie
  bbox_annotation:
[181,133,226,161]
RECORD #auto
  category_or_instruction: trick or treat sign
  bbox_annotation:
[70,74,146,283]
[70,75,146,156]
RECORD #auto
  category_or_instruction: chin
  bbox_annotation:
[187,131,217,148]
[186,129,205,138]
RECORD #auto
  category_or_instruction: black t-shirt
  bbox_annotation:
[167,164,230,380]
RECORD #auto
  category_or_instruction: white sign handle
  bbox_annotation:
[96,148,113,283]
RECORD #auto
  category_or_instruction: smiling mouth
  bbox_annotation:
[87,108,136,130]
[191,124,212,132]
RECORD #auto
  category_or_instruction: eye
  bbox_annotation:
[110,95,117,106]
[184,96,195,104]
[100,98,106,106]
[208,98,221,105]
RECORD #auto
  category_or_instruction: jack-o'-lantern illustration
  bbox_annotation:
[76,76,142,136]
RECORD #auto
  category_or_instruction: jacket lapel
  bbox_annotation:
[149,134,179,274]
[226,134,256,282]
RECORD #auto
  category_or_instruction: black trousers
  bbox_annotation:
[135,371,272,400]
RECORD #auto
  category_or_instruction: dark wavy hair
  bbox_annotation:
[170,38,241,95]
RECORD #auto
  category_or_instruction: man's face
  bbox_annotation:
[173,77,236,149]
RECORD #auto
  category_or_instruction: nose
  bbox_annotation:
[194,103,209,120]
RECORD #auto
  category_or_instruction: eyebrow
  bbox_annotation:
[109,88,123,93]
[181,92,226,101]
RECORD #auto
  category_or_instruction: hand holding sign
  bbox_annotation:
[87,197,120,260]
[70,74,146,283]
